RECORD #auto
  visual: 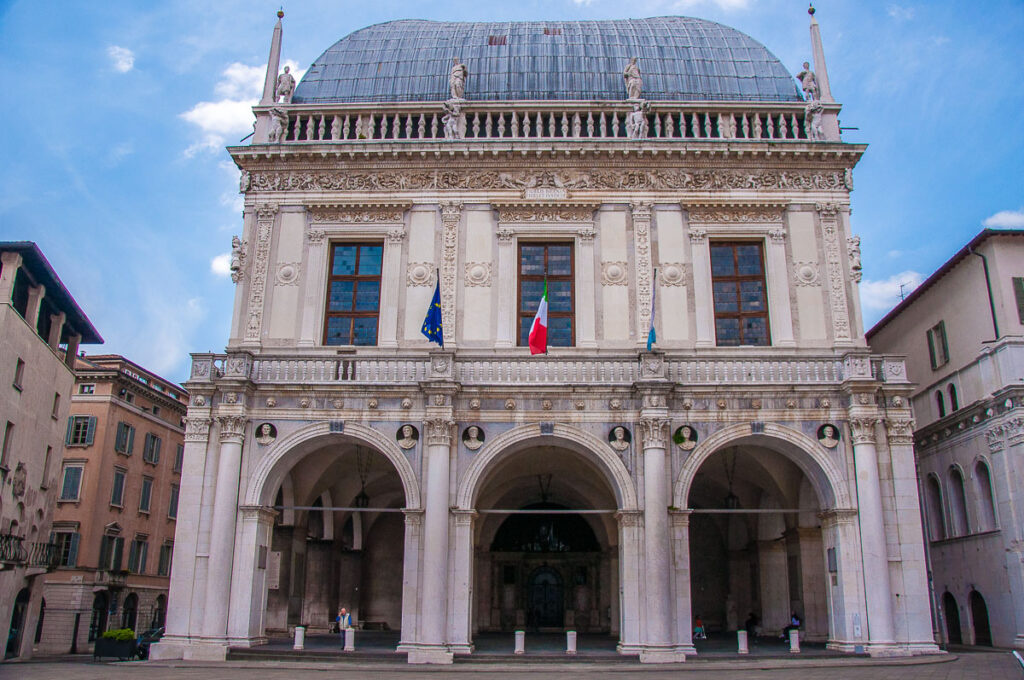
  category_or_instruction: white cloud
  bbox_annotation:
[860,270,924,312]
[571,0,594,5]
[887,5,915,21]
[181,60,305,157]
[210,253,232,277]
[982,209,1024,228]
[107,45,135,72]
[672,0,750,10]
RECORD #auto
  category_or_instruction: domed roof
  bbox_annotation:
[293,17,802,104]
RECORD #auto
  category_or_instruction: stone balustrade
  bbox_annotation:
[192,352,905,388]
[258,101,834,144]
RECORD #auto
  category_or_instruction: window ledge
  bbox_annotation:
[930,528,1001,545]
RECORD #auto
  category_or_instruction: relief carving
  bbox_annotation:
[659,263,687,286]
[440,203,462,345]
[793,261,821,287]
[244,204,277,343]
[217,415,247,442]
[632,202,654,342]
[848,417,878,445]
[687,205,785,223]
[495,203,597,223]
[464,261,492,287]
[885,417,915,446]
[817,203,851,341]
[601,261,628,286]
[275,262,300,286]
[184,418,213,442]
[310,204,408,223]
[639,417,670,449]
[407,262,436,287]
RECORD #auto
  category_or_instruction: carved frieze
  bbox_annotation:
[495,203,597,223]
[247,169,849,194]
[687,205,785,223]
[817,203,851,341]
[309,204,408,223]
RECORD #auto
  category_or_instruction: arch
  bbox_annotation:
[936,391,946,418]
[947,465,969,537]
[121,592,138,631]
[455,422,637,510]
[947,384,959,411]
[924,473,946,540]
[245,421,421,510]
[942,591,962,644]
[968,590,992,646]
[673,422,852,510]
[973,458,998,531]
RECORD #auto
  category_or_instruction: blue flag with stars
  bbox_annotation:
[421,276,443,347]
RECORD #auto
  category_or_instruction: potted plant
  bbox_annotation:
[94,628,138,660]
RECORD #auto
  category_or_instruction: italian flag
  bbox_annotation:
[528,281,548,355]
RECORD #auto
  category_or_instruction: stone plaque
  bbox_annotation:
[523,187,567,200]
[267,551,282,590]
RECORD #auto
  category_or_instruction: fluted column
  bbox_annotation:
[448,509,477,653]
[669,510,695,654]
[639,412,684,662]
[398,509,425,650]
[201,415,247,644]
[408,415,454,664]
[688,227,714,347]
[495,227,516,348]
[849,414,896,652]
[378,227,406,348]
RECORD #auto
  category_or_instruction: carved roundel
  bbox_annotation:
[276,262,300,286]
[794,262,820,287]
[462,425,485,451]
[608,425,632,451]
[464,262,492,287]
[397,424,419,449]
[407,262,434,287]
[660,263,686,286]
[817,423,841,448]
[601,261,628,286]
[255,423,278,445]
[673,425,698,450]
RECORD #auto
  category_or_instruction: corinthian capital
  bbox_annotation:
[885,417,916,446]
[218,415,247,442]
[848,417,878,445]
[424,417,454,446]
[184,417,213,443]
[639,417,670,449]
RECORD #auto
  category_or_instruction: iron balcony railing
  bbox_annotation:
[0,533,59,570]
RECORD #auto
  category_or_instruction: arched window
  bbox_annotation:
[935,391,946,418]
[948,384,959,411]
[948,467,969,537]
[974,460,997,531]
[924,474,946,540]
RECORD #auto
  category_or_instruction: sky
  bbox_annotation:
[1,0,1022,385]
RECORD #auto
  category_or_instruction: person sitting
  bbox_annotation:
[781,612,801,639]
[744,612,761,639]
[693,615,707,640]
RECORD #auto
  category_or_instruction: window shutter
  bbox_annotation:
[85,416,97,445]
[69,533,80,566]
[1014,277,1024,324]
[938,322,949,362]
[113,537,124,570]
[65,417,74,445]
[140,542,148,573]
[926,329,937,369]
[127,426,134,454]
[154,437,161,463]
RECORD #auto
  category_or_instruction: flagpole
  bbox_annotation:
[544,278,548,356]
[436,268,443,349]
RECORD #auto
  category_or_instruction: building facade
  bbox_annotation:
[0,242,101,661]
[867,229,1024,649]
[33,355,186,654]
[154,12,939,663]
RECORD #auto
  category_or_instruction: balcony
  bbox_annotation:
[0,533,59,571]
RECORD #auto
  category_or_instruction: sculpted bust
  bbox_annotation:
[463,425,484,451]
[674,425,697,451]
[397,424,419,450]
[256,423,277,445]
[609,426,631,451]
[818,424,840,448]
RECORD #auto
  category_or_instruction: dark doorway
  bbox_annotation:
[5,588,30,658]
[89,592,109,641]
[969,590,992,646]
[527,567,564,629]
[942,592,962,644]
[121,593,138,631]
[152,594,167,628]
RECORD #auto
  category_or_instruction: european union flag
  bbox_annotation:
[421,276,443,347]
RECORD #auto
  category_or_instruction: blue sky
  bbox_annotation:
[1,0,1022,385]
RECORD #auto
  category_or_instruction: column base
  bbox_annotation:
[184,642,230,661]
[406,645,454,664]
[903,642,944,655]
[1014,634,1024,650]
[865,642,911,658]
[449,642,475,655]
[639,646,687,663]
[149,638,186,660]
[825,640,863,653]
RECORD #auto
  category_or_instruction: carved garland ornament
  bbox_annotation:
[817,203,851,341]
[310,205,408,223]
[495,204,597,223]
[687,205,785,223]
[632,203,654,343]
[244,204,277,343]
[247,169,849,194]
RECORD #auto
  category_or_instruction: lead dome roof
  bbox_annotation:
[293,17,803,104]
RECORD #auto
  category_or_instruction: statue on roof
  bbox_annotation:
[805,100,824,141]
[275,65,296,104]
[442,100,465,140]
[797,61,818,101]
[623,57,642,100]
[625,100,649,140]
[268,107,289,143]
[449,57,468,100]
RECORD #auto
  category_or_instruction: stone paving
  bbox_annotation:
[4,648,1022,680]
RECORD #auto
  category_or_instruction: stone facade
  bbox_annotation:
[0,242,100,661]
[153,13,939,663]
[868,229,1024,649]
[34,355,186,655]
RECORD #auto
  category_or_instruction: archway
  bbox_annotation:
[5,588,30,659]
[89,592,108,641]
[942,592,961,644]
[459,424,634,648]
[122,592,138,631]
[969,590,991,646]
[677,426,844,644]
[254,427,413,638]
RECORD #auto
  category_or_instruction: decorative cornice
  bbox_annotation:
[247,169,849,194]
[495,203,597,223]
[309,204,409,224]
[217,415,247,442]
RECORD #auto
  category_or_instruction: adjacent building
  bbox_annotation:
[867,228,1024,648]
[0,242,101,661]
[154,11,939,663]
[34,355,186,654]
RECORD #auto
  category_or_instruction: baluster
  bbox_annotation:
[572,112,581,137]
[416,113,425,139]
[753,113,762,139]
[523,112,531,137]
[341,115,350,140]
[586,112,594,137]
[715,113,724,138]
[779,113,788,138]
[703,112,712,138]
[430,113,439,138]
[561,112,569,137]
[316,115,325,140]
[511,111,520,137]
[546,111,555,137]
[689,112,698,138]
[741,114,749,139]
[379,113,388,139]
[330,115,340,140]
[611,111,619,137]
[663,114,673,138]
[391,114,400,139]
[540,112,547,137]
[766,114,775,139]
[355,114,364,139]
[403,113,412,139]
[497,112,506,137]
[485,112,493,137]
[472,112,481,138]
[653,113,662,137]
[791,114,799,139]
[599,112,607,137]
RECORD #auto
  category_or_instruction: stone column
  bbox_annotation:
[25,284,45,328]
[398,509,424,651]
[819,509,865,652]
[796,527,827,641]
[0,251,22,302]
[47,311,65,350]
[615,510,643,653]
[765,228,795,346]
[638,413,684,662]
[576,226,597,348]
[688,227,714,347]
[408,415,454,664]
[669,510,696,654]
[758,539,790,634]
[448,509,477,653]
[199,415,248,651]
[298,229,328,346]
[495,227,516,348]
[849,415,896,653]
[227,506,278,644]
[378,227,406,348]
